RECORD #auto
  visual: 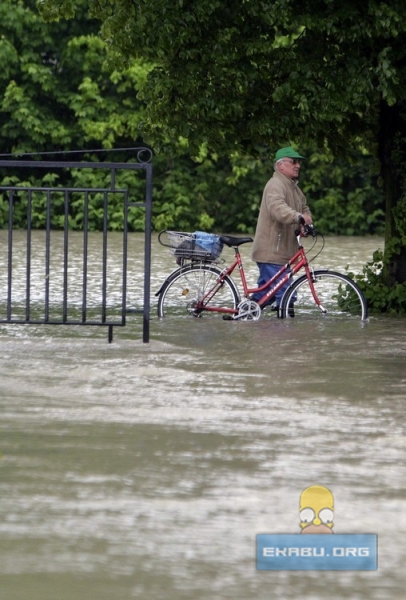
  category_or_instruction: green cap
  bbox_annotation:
[275,146,305,161]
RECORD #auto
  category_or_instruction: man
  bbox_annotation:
[251,146,312,313]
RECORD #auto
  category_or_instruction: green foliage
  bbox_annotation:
[39,0,406,157]
[0,0,150,155]
[150,147,385,236]
[151,151,264,233]
[0,1,385,238]
[0,145,385,235]
[352,250,406,314]
[301,149,385,236]
[0,0,153,232]
[352,185,406,312]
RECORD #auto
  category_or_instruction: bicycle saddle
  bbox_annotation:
[219,235,253,247]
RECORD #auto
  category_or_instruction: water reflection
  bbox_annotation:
[1,233,406,600]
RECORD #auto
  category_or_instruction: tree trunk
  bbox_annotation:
[378,99,406,285]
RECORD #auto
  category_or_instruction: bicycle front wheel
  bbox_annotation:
[280,269,368,320]
[157,263,240,318]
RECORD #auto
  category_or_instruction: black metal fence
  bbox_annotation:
[0,151,152,342]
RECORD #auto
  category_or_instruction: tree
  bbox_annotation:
[0,0,153,230]
[0,0,151,154]
[0,1,383,236]
[38,0,406,302]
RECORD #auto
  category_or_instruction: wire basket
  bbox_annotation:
[158,230,224,262]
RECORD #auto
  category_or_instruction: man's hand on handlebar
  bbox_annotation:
[303,223,316,237]
[299,213,313,226]
[298,214,315,237]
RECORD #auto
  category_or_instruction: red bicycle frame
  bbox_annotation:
[196,232,318,315]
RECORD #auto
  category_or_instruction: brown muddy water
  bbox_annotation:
[1,232,405,600]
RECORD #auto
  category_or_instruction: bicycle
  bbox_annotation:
[156,225,368,321]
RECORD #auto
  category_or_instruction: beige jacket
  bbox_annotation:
[252,170,311,264]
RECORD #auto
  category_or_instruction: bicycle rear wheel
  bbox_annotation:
[157,263,240,318]
[279,269,368,320]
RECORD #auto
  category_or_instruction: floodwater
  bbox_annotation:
[1,232,406,600]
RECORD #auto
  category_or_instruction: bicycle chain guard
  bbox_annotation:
[236,299,261,321]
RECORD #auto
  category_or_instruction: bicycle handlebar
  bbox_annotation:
[294,224,316,238]
[304,224,316,237]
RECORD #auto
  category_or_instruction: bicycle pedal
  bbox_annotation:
[222,315,235,321]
